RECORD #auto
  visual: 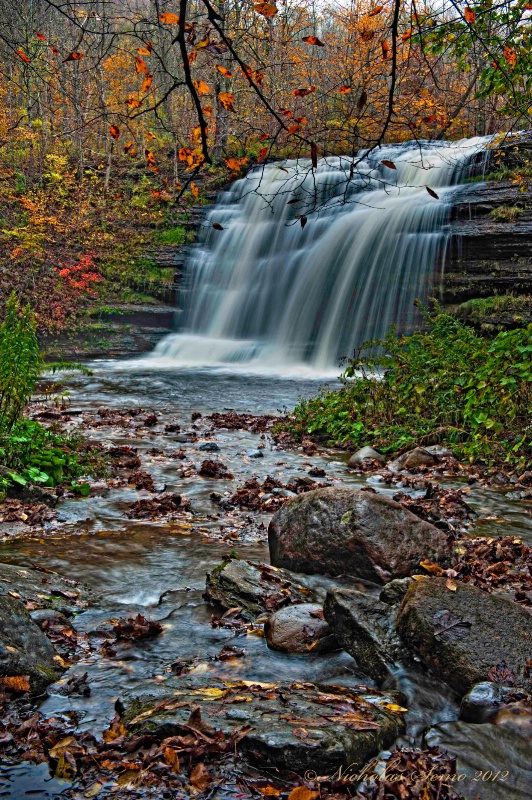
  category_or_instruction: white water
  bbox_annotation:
[147,136,491,375]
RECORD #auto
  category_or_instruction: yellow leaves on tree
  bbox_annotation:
[193,80,211,96]
[218,91,235,111]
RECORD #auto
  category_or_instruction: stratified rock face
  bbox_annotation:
[0,595,58,695]
[124,678,405,775]
[268,487,450,584]
[324,589,403,684]
[396,577,532,696]
[265,603,338,654]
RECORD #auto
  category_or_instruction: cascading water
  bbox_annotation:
[149,136,492,375]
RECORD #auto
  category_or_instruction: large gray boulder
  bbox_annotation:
[264,603,338,654]
[0,594,59,695]
[268,487,450,583]
[124,677,405,775]
[348,447,386,468]
[396,577,532,696]
[324,589,404,684]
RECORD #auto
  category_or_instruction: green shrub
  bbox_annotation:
[489,205,525,223]
[284,310,532,466]
[0,293,41,431]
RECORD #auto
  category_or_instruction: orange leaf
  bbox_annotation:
[145,148,156,165]
[279,108,292,117]
[124,141,134,152]
[15,50,31,63]
[257,147,269,163]
[293,86,315,97]
[402,28,412,42]
[109,125,120,140]
[464,7,476,24]
[141,73,153,92]
[137,43,153,55]
[368,5,384,16]
[135,55,148,74]
[287,123,300,135]
[145,131,156,140]
[381,159,396,169]
[338,85,351,94]
[159,12,179,24]
[218,91,235,111]
[224,156,249,171]
[51,46,60,55]
[287,789,318,800]
[126,97,142,109]
[381,40,389,59]
[259,133,270,140]
[260,789,281,797]
[36,32,47,41]
[446,578,458,592]
[254,3,278,17]
[63,51,83,62]
[360,29,375,42]
[0,675,30,693]
[179,147,192,161]
[420,559,443,574]
[190,182,199,198]
[193,80,210,96]
[190,763,211,791]
[216,65,232,77]
[302,35,325,46]
[503,46,517,67]
[202,105,212,116]
[426,186,439,199]
[164,746,181,773]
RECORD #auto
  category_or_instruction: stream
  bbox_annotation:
[1,364,531,799]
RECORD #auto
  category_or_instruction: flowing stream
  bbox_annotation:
[149,136,492,374]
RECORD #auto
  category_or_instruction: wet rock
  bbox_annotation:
[199,459,233,478]
[348,447,386,467]
[324,589,403,684]
[460,682,531,724]
[308,467,326,478]
[396,577,532,695]
[30,609,71,629]
[424,445,455,458]
[123,678,405,775]
[268,487,450,583]
[388,447,438,472]
[142,413,158,427]
[425,719,532,800]
[204,558,316,620]
[264,603,338,654]
[246,449,264,459]
[0,594,59,694]
[199,442,220,452]
[174,433,194,443]
[379,577,414,606]
[0,562,87,615]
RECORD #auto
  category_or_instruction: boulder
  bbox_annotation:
[265,603,338,654]
[204,559,316,621]
[324,589,403,684]
[424,445,454,458]
[348,447,386,467]
[123,678,405,776]
[396,577,532,696]
[0,594,59,695]
[388,447,438,472]
[268,487,450,583]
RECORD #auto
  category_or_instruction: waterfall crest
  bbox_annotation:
[149,136,491,375]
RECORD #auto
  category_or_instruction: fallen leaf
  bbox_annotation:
[445,578,458,592]
[190,762,211,790]
[288,788,319,800]
[0,675,30,693]
[164,746,181,773]
[381,159,396,169]
[426,186,440,199]
[433,609,472,642]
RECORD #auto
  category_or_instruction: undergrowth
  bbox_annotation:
[283,309,532,467]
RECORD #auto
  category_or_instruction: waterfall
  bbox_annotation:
[148,136,492,376]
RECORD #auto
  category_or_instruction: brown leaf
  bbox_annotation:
[141,73,153,92]
[287,789,319,800]
[381,40,389,59]
[310,141,318,169]
[125,96,142,109]
[368,5,384,16]
[503,46,517,67]
[420,559,443,574]
[487,662,515,686]
[426,186,440,199]
[164,746,181,773]
[381,159,396,169]
[357,90,368,110]
[212,222,224,230]
[402,28,413,42]
[293,86,315,97]
[190,762,211,791]
[445,578,458,592]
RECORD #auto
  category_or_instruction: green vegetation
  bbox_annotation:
[489,205,525,222]
[455,294,532,326]
[0,294,104,495]
[283,309,532,467]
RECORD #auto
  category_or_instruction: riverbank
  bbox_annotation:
[0,366,531,799]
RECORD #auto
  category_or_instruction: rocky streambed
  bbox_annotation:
[0,366,531,800]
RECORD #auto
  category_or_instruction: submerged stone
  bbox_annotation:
[265,603,338,654]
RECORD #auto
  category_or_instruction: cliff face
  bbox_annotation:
[442,134,532,328]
